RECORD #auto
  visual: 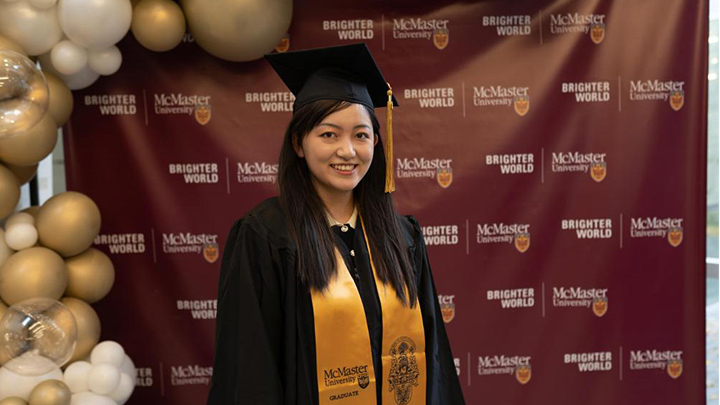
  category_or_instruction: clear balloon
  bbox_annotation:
[0,50,49,139]
[0,298,77,375]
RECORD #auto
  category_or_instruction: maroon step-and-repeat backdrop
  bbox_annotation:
[63,0,708,403]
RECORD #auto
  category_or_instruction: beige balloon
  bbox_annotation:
[0,34,27,57]
[21,206,41,221]
[0,397,27,405]
[36,191,101,257]
[65,248,115,303]
[0,114,58,166]
[180,0,292,61]
[43,72,74,127]
[28,379,71,405]
[0,164,20,220]
[5,163,38,185]
[132,0,186,52]
[0,247,67,305]
[60,297,101,364]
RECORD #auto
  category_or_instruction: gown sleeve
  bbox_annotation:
[407,216,466,405]
[207,218,284,405]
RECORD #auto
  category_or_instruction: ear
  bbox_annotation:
[292,133,305,158]
[373,133,379,146]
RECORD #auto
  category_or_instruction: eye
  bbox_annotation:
[355,132,371,139]
[319,132,335,138]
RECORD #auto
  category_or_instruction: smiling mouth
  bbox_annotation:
[330,164,357,173]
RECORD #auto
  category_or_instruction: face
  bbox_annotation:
[295,103,377,200]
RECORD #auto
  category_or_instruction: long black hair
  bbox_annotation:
[278,99,418,306]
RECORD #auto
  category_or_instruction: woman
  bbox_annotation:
[208,43,464,405]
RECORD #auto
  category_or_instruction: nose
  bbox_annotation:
[336,137,356,159]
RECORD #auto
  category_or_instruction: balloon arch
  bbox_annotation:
[0,0,293,403]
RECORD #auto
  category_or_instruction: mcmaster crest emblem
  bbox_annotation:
[592,296,608,317]
[515,364,531,384]
[195,104,211,125]
[590,162,607,182]
[433,29,449,50]
[514,232,530,253]
[358,373,370,389]
[513,95,529,116]
[590,23,605,44]
[437,168,453,188]
[667,227,683,247]
[440,302,455,323]
[388,337,420,405]
[669,90,684,111]
[667,359,683,379]
[203,243,219,263]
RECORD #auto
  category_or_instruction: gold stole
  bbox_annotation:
[311,218,426,405]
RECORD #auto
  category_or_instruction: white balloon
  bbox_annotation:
[107,372,133,404]
[0,229,13,267]
[0,0,63,55]
[90,341,125,367]
[5,212,35,227]
[4,222,38,250]
[63,361,92,393]
[119,354,136,381]
[61,65,100,90]
[87,46,121,76]
[57,0,132,50]
[0,364,63,400]
[50,40,88,75]
[28,0,56,8]
[70,392,116,405]
[87,363,120,395]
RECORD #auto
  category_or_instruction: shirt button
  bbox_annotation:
[341,225,349,232]
[350,250,355,257]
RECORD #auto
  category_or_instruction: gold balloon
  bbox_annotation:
[132,0,186,52]
[0,114,58,166]
[0,164,20,219]
[180,0,292,61]
[43,72,74,127]
[28,379,71,405]
[65,248,115,304]
[0,247,67,305]
[0,397,27,405]
[5,162,38,185]
[60,297,101,364]
[36,191,101,257]
[0,35,27,57]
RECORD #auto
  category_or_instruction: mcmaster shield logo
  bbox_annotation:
[514,95,530,116]
[667,227,683,247]
[590,23,605,44]
[440,302,455,323]
[275,34,290,53]
[433,29,449,50]
[195,104,211,125]
[203,243,219,263]
[357,373,370,389]
[514,232,530,253]
[669,90,684,111]
[590,162,607,182]
[667,359,683,379]
[592,296,608,317]
[515,365,531,385]
[437,168,453,188]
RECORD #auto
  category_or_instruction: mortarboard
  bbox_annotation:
[265,43,397,193]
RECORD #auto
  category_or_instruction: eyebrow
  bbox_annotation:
[318,122,371,130]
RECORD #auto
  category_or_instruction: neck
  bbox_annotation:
[315,186,354,223]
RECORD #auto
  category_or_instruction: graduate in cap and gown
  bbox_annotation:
[207,43,465,405]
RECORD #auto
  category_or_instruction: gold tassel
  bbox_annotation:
[385,83,395,193]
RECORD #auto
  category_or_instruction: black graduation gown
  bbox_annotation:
[207,197,465,405]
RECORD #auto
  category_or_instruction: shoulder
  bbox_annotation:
[396,214,423,249]
[234,197,295,252]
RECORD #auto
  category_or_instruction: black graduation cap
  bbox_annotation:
[264,43,398,112]
[265,43,398,193]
